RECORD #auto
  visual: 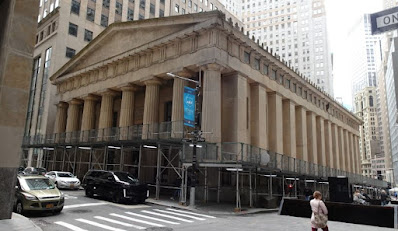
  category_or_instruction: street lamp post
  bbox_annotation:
[167,72,204,207]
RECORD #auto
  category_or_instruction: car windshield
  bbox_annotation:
[57,172,74,178]
[20,178,55,191]
[114,172,139,184]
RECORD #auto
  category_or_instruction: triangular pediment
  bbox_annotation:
[51,11,225,81]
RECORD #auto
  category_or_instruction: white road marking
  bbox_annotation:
[125,212,180,225]
[166,208,217,218]
[153,209,206,221]
[64,202,108,209]
[141,210,194,223]
[94,216,146,230]
[64,194,78,199]
[54,221,88,231]
[110,213,164,227]
[76,218,126,231]
[108,203,150,209]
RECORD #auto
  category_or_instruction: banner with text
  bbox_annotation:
[183,86,196,128]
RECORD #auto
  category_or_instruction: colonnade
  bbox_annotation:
[53,64,361,174]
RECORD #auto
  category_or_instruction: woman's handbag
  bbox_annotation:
[314,201,328,228]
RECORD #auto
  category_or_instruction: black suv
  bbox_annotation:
[82,170,148,203]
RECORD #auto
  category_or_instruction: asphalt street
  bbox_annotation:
[28,190,396,231]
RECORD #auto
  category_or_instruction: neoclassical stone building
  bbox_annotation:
[24,11,386,205]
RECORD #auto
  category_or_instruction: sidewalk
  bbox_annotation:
[0,213,42,231]
[146,196,279,216]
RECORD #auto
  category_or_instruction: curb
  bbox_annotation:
[145,199,279,216]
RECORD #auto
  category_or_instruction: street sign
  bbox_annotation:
[371,6,398,35]
[183,86,196,127]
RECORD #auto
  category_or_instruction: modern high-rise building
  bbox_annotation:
[354,86,381,178]
[241,0,333,95]
[23,0,241,166]
[349,14,382,101]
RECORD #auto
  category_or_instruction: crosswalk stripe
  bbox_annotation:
[54,221,88,231]
[153,209,206,221]
[125,212,180,225]
[94,216,146,230]
[64,202,108,209]
[166,208,217,218]
[141,210,194,223]
[76,218,126,231]
[110,213,164,227]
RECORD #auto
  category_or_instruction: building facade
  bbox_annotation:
[349,14,381,100]
[354,87,383,178]
[25,0,241,167]
[23,12,387,206]
[241,0,333,95]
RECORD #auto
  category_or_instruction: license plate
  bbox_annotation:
[46,203,54,209]
[70,183,74,188]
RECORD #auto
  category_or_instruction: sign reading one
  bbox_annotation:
[371,6,398,35]
[183,86,196,128]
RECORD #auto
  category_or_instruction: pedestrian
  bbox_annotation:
[381,190,388,206]
[310,191,329,231]
[304,187,313,201]
[353,190,367,205]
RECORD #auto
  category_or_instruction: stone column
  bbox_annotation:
[344,129,351,173]
[119,85,136,127]
[98,90,117,140]
[202,64,223,143]
[65,99,82,142]
[306,112,317,164]
[282,99,296,158]
[250,83,267,150]
[54,102,68,134]
[355,135,361,174]
[295,106,308,161]
[316,116,326,166]
[331,123,340,170]
[268,92,283,154]
[80,95,98,142]
[66,99,82,132]
[349,132,355,173]
[171,77,185,138]
[325,120,333,169]
[339,126,346,171]
[142,78,161,139]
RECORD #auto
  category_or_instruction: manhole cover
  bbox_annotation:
[146,227,173,231]
[68,209,91,214]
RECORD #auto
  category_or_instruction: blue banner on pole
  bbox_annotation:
[183,86,196,128]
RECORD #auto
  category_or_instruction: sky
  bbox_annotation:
[325,0,383,110]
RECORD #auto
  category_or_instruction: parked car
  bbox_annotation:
[82,170,148,204]
[14,174,64,214]
[45,171,81,189]
[23,167,47,176]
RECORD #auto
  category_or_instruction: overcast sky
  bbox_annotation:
[325,0,383,110]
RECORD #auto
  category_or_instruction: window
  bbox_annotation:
[210,3,213,10]
[160,0,165,4]
[139,14,144,20]
[66,47,76,58]
[24,56,41,136]
[164,101,172,121]
[68,23,78,37]
[101,14,108,27]
[103,0,110,8]
[182,8,185,14]
[159,9,164,17]
[86,8,95,22]
[254,58,260,70]
[194,3,198,11]
[369,96,374,107]
[128,8,134,20]
[279,74,283,84]
[84,29,93,42]
[188,0,192,7]
[271,69,277,80]
[150,3,155,14]
[140,0,145,9]
[36,47,52,134]
[115,1,122,15]
[244,51,250,63]
[71,0,80,15]
[263,64,269,75]
[175,4,179,13]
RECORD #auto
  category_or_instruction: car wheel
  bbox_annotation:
[53,207,63,215]
[15,201,23,214]
[85,187,94,197]
[112,193,121,204]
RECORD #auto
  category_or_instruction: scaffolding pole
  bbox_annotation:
[138,145,142,179]
[217,167,221,203]
[52,148,56,170]
[61,147,66,171]
[235,169,241,212]
[282,175,285,197]
[73,146,77,175]
[120,145,124,171]
[249,169,252,208]
[204,167,208,203]
[156,144,161,200]
[268,172,273,200]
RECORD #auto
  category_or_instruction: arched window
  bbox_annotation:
[369,96,374,107]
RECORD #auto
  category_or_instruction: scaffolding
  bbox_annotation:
[22,121,389,209]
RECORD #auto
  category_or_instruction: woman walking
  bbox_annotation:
[310,191,329,231]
